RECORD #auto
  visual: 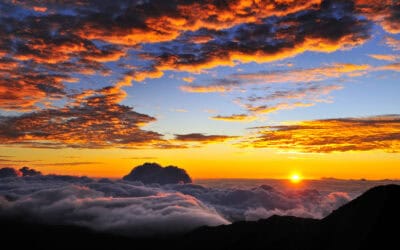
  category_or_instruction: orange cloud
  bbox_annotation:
[174,133,238,144]
[0,80,163,149]
[181,64,361,94]
[129,1,371,81]
[76,0,322,46]
[182,77,195,83]
[245,102,315,115]
[180,84,237,93]
[234,64,369,84]
[368,54,399,61]
[385,36,400,50]
[33,6,47,12]
[245,115,400,153]
[356,0,400,34]
[211,114,258,122]
[378,63,400,71]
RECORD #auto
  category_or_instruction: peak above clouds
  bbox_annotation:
[123,162,192,185]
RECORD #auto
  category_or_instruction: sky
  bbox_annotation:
[0,0,399,179]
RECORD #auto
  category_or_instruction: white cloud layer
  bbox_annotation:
[0,174,352,236]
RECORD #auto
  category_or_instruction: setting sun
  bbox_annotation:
[290,174,302,183]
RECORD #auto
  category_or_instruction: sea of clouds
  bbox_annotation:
[0,169,358,237]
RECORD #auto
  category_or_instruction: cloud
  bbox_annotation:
[0,78,165,149]
[378,62,400,71]
[123,162,192,185]
[244,191,350,220]
[135,1,371,80]
[0,0,383,115]
[245,84,343,103]
[355,1,400,34]
[211,114,258,122]
[182,77,195,83]
[180,81,240,93]
[244,102,316,115]
[385,36,400,50]
[0,168,354,236]
[0,10,123,110]
[0,184,228,237]
[33,162,100,167]
[181,64,367,93]
[368,54,400,61]
[233,64,369,84]
[174,133,238,144]
[244,115,400,153]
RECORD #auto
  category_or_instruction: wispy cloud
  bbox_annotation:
[211,114,258,122]
[174,133,238,144]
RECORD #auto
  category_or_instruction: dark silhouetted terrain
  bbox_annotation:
[122,162,192,184]
[0,185,399,250]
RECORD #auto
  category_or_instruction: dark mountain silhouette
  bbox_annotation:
[122,162,192,184]
[0,167,20,178]
[19,166,42,176]
[0,185,399,250]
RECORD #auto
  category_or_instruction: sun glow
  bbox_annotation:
[290,173,302,183]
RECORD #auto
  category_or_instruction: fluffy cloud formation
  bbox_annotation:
[356,0,400,34]
[141,1,371,80]
[0,78,164,149]
[245,115,400,153]
[0,0,383,111]
[0,167,353,236]
[0,179,227,236]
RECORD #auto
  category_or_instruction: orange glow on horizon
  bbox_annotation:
[290,173,302,183]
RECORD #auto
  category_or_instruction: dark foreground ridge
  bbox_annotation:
[1,185,399,250]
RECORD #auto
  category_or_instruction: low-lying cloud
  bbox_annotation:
[0,166,353,236]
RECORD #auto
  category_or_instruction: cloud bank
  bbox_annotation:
[0,166,352,236]
[245,115,400,153]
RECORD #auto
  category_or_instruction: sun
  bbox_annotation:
[290,173,302,183]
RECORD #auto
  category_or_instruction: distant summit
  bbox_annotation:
[0,167,42,178]
[19,166,42,176]
[0,167,20,178]
[122,162,192,185]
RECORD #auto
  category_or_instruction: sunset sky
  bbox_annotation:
[0,0,399,179]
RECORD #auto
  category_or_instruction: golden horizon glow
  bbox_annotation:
[290,173,302,183]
